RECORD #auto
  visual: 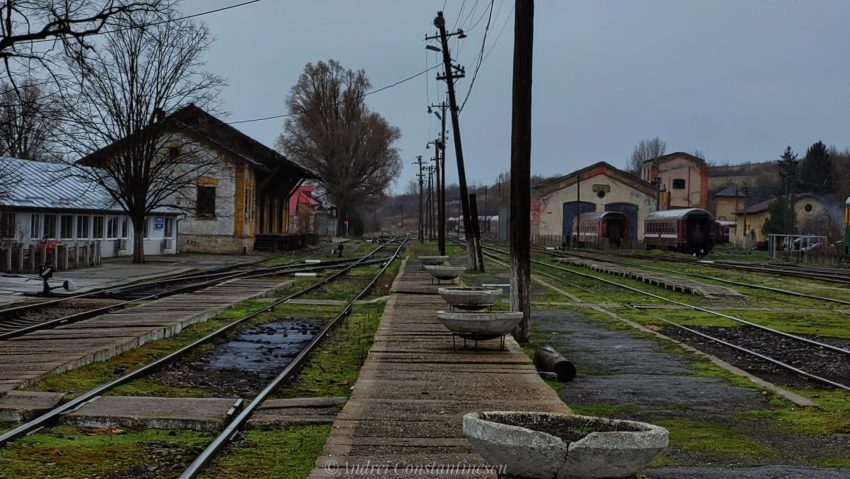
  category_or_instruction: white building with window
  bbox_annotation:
[0,157,179,267]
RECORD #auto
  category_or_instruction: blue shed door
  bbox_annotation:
[562,201,596,238]
[605,203,639,240]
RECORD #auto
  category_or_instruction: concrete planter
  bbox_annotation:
[462,411,668,479]
[424,265,466,281]
[418,255,449,267]
[438,287,501,310]
[436,311,523,340]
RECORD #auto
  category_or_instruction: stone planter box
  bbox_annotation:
[462,411,668,479]
[436,311,522,342]
[424,265,465,283]
[418,255,449,267]
[438,287,501,310]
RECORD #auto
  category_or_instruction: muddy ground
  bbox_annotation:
[532,310,850,479]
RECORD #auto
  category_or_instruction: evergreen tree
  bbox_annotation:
[762,197,787,236]
[798,141,834,195]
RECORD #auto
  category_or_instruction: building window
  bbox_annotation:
[60,215,74,239]
[121,218,129,238]
[93,216,104,238]
[107,217,118,238]
[143,217,150,238]
[30,214,40,239]
[164,217,174,238]
[44,215,56,238]
[0,212,16,238]
[197,186,216,216]
[804,203,813,213]
[76,216,90,239]
[596,190,605,199]
[672,179,686,189]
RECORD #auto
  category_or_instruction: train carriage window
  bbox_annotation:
[672,179,686,189]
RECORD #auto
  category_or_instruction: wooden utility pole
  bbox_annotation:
[415,155,424,243]
[430,101,449,255]
[430,12,478,269]
[427,165,435,240]
[510,0,533,343]
[470,193,485,271]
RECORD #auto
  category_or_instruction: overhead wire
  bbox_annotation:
[228,64,441,125]
[459,0,495,112]
[483,3,514,61]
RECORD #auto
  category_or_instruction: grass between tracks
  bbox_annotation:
[477,249,850,469]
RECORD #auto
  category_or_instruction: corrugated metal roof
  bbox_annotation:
[646,208,713,221]
[0,157,175,214]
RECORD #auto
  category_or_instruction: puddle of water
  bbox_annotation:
[205,319,321,375]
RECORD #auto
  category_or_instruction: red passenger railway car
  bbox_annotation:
[574,211,629,248]
[644,208,716,255]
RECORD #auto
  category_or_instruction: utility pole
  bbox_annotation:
[427,165,435,241]
[415,155,424,243]
[429,101,449,255]
[510,0,533,343]
[429,12,478,269]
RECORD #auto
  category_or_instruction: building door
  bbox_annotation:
[562,201,596,239]
[605,203,639,240]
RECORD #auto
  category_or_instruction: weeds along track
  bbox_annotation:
[0,237,406,449]
[481,243,850,392]
[0,255,385,340]
[535,246,850,307]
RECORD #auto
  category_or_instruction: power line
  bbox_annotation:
[228,64,441,125]
[29,0,261,44]
[459,0,495,112]
[484,3,514,61]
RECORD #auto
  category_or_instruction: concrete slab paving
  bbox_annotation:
[0,277,291,396]
[0,390,65,421]
[63,395,240,431]
[249,397,348,428]
[308,259,570,479]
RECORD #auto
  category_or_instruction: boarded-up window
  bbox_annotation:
[197,186,216,216]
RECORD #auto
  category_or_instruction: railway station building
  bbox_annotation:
[531,162,658,243]
[640,152,709,209]
[81,104,317,254]
[0,156,179,272]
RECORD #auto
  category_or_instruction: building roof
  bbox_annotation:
[79,104,316,179]
[533,161,657,198]
[646,208,713,221]
[737,193,827,215]
[0,157,175,214]
[641,151,707,167]
[714,185,747,198]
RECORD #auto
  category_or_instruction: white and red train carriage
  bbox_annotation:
[573,211,629,248]
[643,208,716,255]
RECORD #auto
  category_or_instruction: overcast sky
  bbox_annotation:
[188,0,850,193]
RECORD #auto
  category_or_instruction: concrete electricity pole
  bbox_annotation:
[510,0,534,343]
[429,12,479,269]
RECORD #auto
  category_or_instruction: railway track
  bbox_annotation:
[480,243,850,392]
[535,246,850,307]
[0,255,385,340]
[0,236,406,449]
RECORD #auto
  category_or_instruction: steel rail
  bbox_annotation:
[481,244,850,391]
[177,237,408,479]
[0,256,388,340]
[0,238,400,447]
[539,247,850,307]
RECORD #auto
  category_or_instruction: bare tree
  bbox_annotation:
[0,0,166,90]
[0,79,58,160]
[626,137,667,174]
[277,60,402,235]
[59,8,223,263]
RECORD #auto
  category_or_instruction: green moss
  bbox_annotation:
[198,426,330,479]
[651,418,773,465]
[746,389,850,435]
[0,425,210,479]
[569,403,639,417]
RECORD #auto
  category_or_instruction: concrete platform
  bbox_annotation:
[249,397,348,428]
[555,256,745,299]
[0,254,264,307]
[62,396,241,431]
[0,277,291,396]
[309,259,570,479]
[0,390,65,421]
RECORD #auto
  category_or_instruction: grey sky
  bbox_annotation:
[189,0,850,193]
